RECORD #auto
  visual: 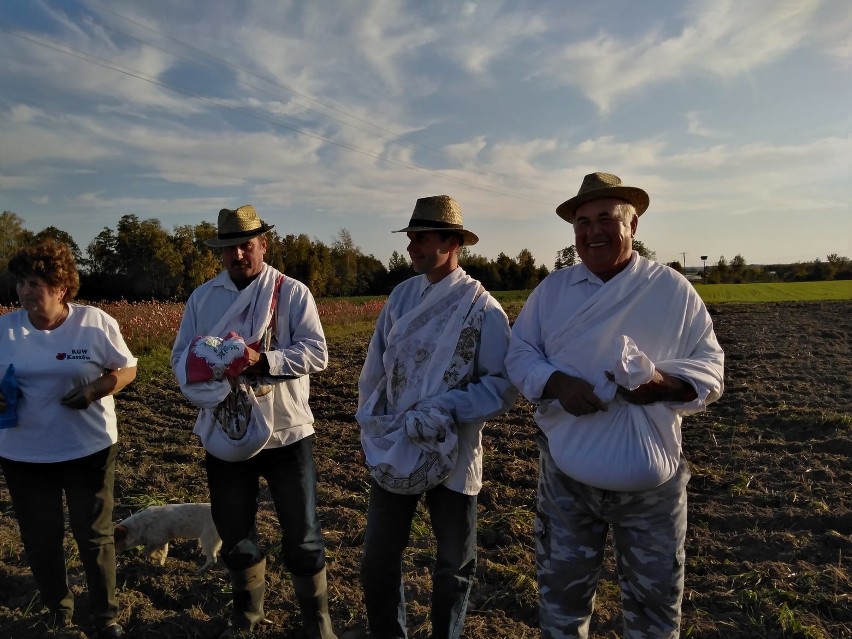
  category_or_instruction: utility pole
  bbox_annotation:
[681,252,687,270]
[701,255,708,282]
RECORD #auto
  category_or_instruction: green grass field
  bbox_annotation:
[692,280,852,303]
[490,280,852,307]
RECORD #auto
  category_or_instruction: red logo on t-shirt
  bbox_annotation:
[56,352,67,360]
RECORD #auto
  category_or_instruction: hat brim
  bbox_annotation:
[204,224,275,248]
[556,187,649,223]
[393,225,479,246]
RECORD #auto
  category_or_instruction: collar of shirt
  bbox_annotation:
[563,252,638,287]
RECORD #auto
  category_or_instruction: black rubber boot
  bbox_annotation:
[292,567,338,639]
[221,558,266,637]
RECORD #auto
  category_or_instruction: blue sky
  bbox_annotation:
[1,0,849,271]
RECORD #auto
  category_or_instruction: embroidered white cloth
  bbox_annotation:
[174,267,284,461]
[357,274,486,494]
[175,267,282,409]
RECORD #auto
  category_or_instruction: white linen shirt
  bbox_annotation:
[506,253,724,490]
[359,268,517,495]
[172,266,328,448]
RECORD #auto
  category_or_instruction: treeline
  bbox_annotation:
[666,253,852,284]
[2,211,847,303]
[0,211,554,303]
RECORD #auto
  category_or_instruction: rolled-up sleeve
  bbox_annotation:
[265,282,328,377]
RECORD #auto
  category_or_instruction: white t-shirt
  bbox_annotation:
[0,304,137,462]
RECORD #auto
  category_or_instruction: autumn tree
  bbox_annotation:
[0,211,34,272]
[171,223,221,298]
[0,211,36,301]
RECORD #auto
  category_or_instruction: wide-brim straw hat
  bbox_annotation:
[393,195,479,246]
[556,172,649,223]
[205,205,275,247]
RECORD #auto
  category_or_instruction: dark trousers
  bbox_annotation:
[205,435,326,575]
[0,445,118,629]
[360,481,477,639]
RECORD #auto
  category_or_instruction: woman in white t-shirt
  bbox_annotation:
[0,241,136,639]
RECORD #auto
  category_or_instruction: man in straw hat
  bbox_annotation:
[357,195,517,639]
[506,173,724,638]
[171,205,337,638]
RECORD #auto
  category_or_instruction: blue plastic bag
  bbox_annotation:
[0,364,19,429]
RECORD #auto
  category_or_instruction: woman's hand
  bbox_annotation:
[61,384,96,410]
[60,367,138,410]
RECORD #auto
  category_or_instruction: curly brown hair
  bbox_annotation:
[8,241,80,303]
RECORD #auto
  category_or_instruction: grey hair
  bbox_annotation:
[572,201,637,228]
[613,202,637,225]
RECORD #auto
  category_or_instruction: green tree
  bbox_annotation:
[460,251,500,290]
[115,214,183,299]
[86,227,120,276]
[386,250,413,291]
[555,245,578,270]
[356,253,388,295]
[331,228,359,296]
[632,239,656,261]
[516,249,539,290]
[34,226,83,265]
[495,253,518,291]
[730,254,747,283]
[709,256,729,284]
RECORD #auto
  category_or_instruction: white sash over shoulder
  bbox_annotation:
[175,266,283,408]
[357,272,486,494]
[538,255,723,491]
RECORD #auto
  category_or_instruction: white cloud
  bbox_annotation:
[535,0,825,113]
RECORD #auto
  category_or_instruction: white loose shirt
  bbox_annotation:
[172,265,328,448]
[359,268,517,495]
[0,304,137,462]
[506,253,724,491]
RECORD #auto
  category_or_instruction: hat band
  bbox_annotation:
[407,218,464,230]
[217,226,263,240]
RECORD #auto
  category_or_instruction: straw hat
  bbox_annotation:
[393,195,479,246]
[205,205,275,247]
[556,172,649,223]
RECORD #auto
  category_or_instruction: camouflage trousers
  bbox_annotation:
[535,435,690,639]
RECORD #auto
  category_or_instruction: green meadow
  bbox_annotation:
[494,280,852,308]
[692,280,852,303]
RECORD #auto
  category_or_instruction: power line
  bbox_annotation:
[78,0,566,198]
[4,26,555,205]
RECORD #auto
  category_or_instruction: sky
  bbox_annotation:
[0,0,850,272]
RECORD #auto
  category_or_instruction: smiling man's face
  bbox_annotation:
[573,197,637,281]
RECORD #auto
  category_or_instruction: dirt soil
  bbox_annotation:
[1,301,850,639]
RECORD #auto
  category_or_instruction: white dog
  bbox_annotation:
[114,503,222,572]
